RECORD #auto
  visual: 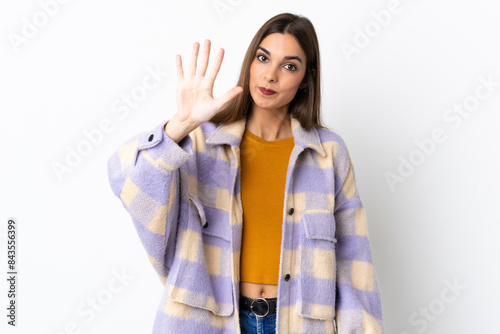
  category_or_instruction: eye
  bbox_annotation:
[284,63,297,72]
[257,54,268,62]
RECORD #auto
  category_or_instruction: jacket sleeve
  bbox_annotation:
[107,119,193,285]
[333,138,385,333]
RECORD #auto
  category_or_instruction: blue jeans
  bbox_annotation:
[239,300,277,334]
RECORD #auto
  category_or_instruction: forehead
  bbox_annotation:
[258,33,306,60]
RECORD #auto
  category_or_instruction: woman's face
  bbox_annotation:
[249,33,307,114]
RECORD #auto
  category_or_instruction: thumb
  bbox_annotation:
[215,86,243,110]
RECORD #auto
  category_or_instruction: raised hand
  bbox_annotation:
[175,39,243,125]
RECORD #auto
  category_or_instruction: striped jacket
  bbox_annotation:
[107,113,384,333]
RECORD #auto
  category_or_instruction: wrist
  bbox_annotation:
[164,114,196,144]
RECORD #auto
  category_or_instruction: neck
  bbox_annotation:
[246,105,292,141]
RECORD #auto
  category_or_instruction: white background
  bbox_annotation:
[1,0,499,333]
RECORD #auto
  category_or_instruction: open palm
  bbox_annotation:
[175,39,243,125]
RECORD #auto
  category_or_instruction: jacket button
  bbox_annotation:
[284,274,290,281]
[288,208,294,215]
[148,134,154,142]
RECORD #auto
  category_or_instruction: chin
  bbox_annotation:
[253,99,275,109]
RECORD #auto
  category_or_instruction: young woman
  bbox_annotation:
[108,12,384,334]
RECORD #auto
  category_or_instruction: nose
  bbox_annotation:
[264,65,278,82]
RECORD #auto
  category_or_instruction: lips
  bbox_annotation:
[259,87,276,95]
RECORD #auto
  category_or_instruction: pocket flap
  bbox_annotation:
[302,210,337,243]
[189,195,231,242]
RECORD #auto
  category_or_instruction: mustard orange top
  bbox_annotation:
[239,128,294,285]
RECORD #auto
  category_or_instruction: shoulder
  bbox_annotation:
[198,121,219,135]
[187,121,219,145]
[314,126,352,160]
[182,121,226,157]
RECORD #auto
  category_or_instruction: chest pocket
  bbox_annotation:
[168,195,234,316]
[297,209,337,320]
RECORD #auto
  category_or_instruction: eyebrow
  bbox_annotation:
[257,46,303,64]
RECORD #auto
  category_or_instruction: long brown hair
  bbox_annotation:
[210,12,327,132]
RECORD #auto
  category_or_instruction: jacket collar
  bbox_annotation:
[205,113,327,157]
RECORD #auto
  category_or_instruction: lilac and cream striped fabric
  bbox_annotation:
[107,114,384,333]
